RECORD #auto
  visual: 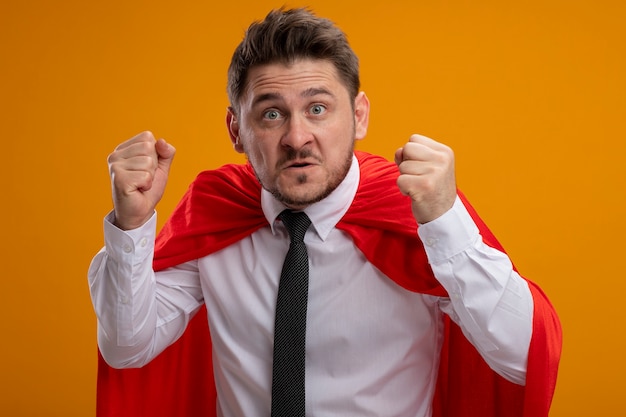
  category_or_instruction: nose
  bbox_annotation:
[281,115,313,150]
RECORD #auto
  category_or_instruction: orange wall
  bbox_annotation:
[1,0,624,415]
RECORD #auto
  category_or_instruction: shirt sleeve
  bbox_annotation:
[418,196,533,385]
[87,211,204,369]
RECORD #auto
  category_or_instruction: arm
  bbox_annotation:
[88,212,204,368]
[419,197,532,384]
[396,134,532,383]
[88,131,203,368]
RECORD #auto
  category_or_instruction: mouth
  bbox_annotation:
[288,162,312,168]
[283,159,318,170]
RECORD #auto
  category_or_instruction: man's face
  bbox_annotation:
[228,58,369,209]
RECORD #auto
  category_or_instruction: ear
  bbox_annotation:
[353,92,370,140]
[226,107,244,153]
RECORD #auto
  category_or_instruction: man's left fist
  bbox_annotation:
[395,134,457,224]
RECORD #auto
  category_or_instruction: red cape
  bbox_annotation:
[96,151,561,417]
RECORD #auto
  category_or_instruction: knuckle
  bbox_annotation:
[137,154,155,169]
[108,160,122,177]
[137,170,153,184]
[139,130,154,140]
[107,151,119,165]
[396,174,410,191]
[137,140,155,155]
[442,145,455,160]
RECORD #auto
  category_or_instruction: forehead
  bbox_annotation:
[242,59,348,104]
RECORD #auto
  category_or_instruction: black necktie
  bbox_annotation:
[271,210,311,417]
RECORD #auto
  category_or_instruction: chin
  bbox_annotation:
[274,184,333,209]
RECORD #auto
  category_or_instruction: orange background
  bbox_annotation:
[1,0,624,415]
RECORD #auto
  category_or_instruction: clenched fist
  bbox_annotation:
[395,134,457,224]
[107,131,176,230]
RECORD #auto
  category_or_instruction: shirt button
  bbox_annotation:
[424,237,437,247]
[120,296,129,304]
[122,244,132,254]
[139,237,148,247]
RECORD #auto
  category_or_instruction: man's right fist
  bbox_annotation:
[107,131,176,230]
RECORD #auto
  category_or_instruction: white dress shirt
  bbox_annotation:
[89,155,533,417]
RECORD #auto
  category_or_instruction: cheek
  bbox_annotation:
[241,138,275,179]
[243,126,283,161]
[243,134,269,160]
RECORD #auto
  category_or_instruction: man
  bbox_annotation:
[88,7,561,417]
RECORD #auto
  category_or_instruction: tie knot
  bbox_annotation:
[279,210,311,243]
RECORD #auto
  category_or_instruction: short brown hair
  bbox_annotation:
[227,7,360,113]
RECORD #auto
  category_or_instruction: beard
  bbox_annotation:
[270,145,354,208]
[246,139,355,209]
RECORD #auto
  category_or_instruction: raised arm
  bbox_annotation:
[89,132,204,368]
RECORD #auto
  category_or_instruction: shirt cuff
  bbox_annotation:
[104,210,157,265]
[416,196,480,265]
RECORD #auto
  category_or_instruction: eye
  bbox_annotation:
[263,109,281,120]
[310,104,326,115]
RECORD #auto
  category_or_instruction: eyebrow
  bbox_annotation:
[251,87,336,107]
[301,87,335,99]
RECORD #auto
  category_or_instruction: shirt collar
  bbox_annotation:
[262,154,360,241]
